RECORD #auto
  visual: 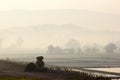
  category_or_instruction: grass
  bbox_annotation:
[48,66,112,80]
[0,77,44,80]
[0,59,112,80]
[0,59,26,71]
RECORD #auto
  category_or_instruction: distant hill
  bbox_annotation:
[0,24,119,49]
[0,9,120,30]
[0,10,120,49]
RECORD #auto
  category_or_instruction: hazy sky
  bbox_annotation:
[0,0,119,30]
[0,0,120,14]
[0,0,119,49]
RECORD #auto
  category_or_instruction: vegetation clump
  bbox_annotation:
[0,77,44,80]
[0,58,112,80]
[24,56,48,72]
[48,66,111,80]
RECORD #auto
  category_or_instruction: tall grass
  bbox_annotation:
[0,77,44,80]
[0,59,26,71]
[0,59,112,80]
[48,66,111,80]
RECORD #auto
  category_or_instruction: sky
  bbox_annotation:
[0,0,120,14]
[0,0,120,49]
[0,0,119,30]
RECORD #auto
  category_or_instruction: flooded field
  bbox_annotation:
[1,53,120,78]
[85,68,120,73]
[0,53,120,68]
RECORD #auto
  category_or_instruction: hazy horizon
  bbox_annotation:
[0,0,120,30]
[0,9,120,30]
[0,0,119,51]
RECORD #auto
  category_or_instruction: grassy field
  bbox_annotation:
[0,59,26,70]
[0,59,112,80]
[0,77,44,80]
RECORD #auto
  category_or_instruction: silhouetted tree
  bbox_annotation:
[66,39,81,54]
[16,37,23,48]
[66,39,80,49]
[54,46,63,54]
[47,45,55,54]
[84,47,92,54]
[104,43,117,54]
[47,45,63,54]
[77,48,83,54]
[24,56,48,72]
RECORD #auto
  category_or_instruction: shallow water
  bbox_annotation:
[0,53,120,68]
[85,68,120,73]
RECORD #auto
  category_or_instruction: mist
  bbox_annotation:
[0,11,119,53]
[0,1,120,79]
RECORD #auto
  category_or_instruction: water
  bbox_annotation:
[85,68,120,73]
[0,53,120,68]
[72,68,120,77]
[1,53,120,78]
